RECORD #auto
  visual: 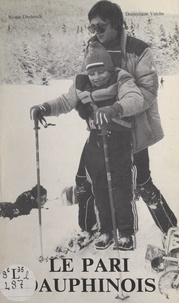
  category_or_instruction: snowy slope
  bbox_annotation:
[0,76,179,303]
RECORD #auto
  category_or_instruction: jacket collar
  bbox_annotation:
[119,28,127,57]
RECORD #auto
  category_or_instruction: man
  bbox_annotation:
[75,0,177,248]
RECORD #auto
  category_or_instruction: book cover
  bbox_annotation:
[0,1,179,302]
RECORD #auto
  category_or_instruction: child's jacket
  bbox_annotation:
[46,68,158,152]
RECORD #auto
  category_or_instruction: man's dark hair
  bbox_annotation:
[88,0,124,33]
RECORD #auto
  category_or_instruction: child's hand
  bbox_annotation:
[78,91,94,104]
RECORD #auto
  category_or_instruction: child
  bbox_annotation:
[30,42,146,250]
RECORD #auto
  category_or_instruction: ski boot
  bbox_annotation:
[113,234,135,251]
[148,227,179,272]
[158,227,179,299]
[164,227,179,263]
[95,232,114,250]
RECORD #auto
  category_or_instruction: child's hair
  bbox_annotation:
[88,0,124,33]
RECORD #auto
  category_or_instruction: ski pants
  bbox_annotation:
[133,148,151,185]
[134,148,177,233]
[76,129,137,236]
[76,140,177,234]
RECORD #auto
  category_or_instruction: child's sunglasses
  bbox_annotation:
[87,22,110,34]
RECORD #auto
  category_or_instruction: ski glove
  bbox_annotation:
[30,102,51,120]
[77,91,95,104]
[94,103,123,126]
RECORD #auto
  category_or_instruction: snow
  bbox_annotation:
[0,76,179,303]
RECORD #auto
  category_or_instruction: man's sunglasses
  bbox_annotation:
[87,22,110,34]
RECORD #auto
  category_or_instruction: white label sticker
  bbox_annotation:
[0,264,36,301]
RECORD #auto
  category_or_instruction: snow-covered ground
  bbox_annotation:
[0,76,179,303]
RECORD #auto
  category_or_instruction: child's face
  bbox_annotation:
[88,70,111,87]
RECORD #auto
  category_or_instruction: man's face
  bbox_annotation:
[88,70,111,87]
[88,16,118,44]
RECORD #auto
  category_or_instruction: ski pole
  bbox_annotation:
[34,119,44,262]
[101,126,119,248]
[101,125,129,301]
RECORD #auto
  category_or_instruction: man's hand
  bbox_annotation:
[30,103,51,120]
[94,105,120,126]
